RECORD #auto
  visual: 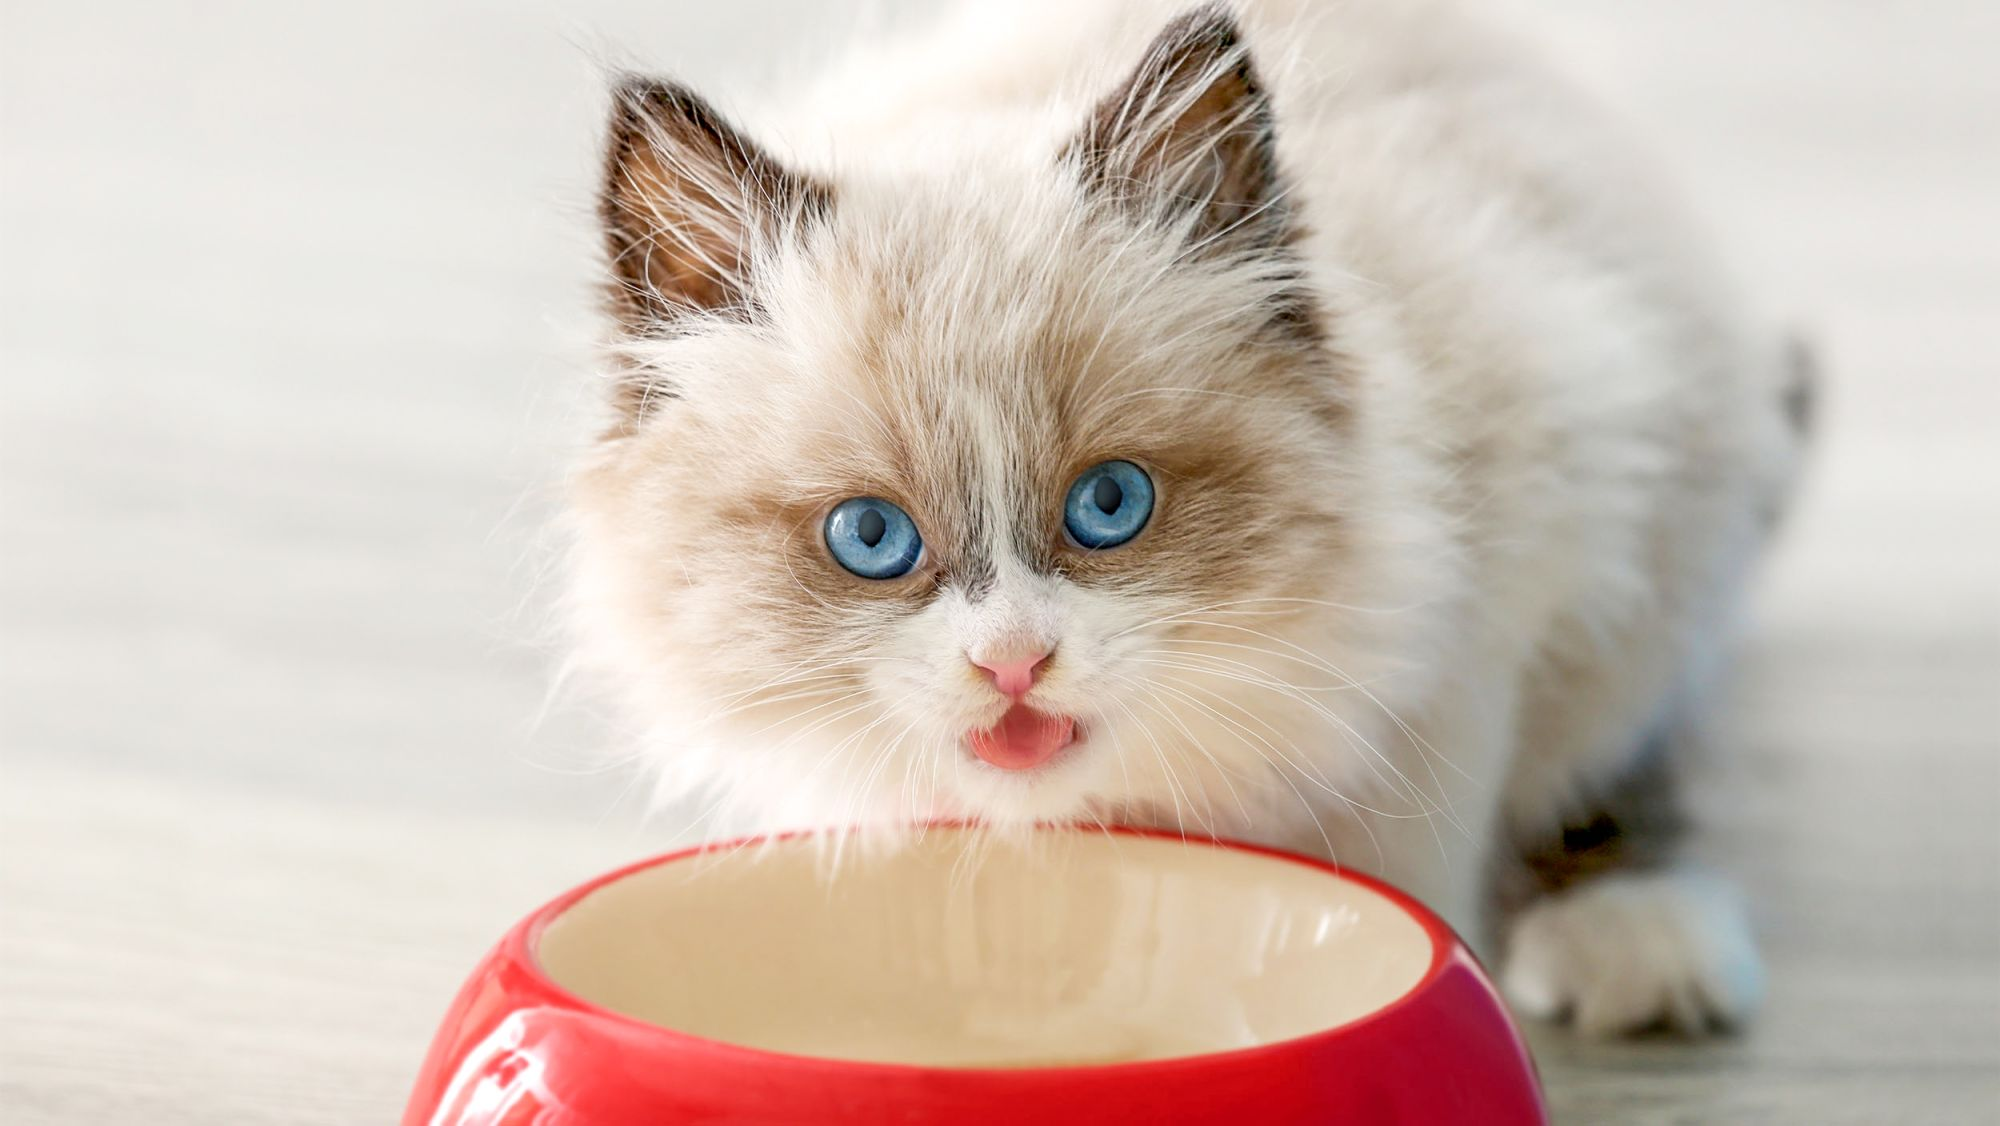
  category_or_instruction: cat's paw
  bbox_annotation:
[1499,869,1763,1037]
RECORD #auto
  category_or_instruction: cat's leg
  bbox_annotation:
[1496,722,1764,1037]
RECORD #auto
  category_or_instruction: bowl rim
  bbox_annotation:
[509,825,1455,1079]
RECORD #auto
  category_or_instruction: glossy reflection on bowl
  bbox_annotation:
[533,829,1436,1068]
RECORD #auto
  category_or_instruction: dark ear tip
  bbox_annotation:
[606,75,660,142]
[606,75,712,132]
[1170,1,1246,53]
[1144,3,1261,98]
[609,73,661,110]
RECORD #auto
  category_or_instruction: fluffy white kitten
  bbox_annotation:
[568,0,1809,1036]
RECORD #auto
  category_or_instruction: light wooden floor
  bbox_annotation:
[3,2,1996,1122]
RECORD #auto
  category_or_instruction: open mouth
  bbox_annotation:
[966,704,1078,771]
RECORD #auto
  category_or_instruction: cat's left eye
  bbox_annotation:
[1063,460,1154,549]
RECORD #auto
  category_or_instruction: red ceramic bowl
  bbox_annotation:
[405,827,1544,1125]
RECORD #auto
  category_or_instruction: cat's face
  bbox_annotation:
[572,9,1362,834]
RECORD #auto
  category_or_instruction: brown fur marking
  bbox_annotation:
[1513,734,1688,910]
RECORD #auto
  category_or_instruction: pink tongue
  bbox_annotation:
[968,705,1076,771]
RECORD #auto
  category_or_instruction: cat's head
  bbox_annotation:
[570,6,1382,836]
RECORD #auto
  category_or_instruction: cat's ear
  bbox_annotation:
[600,78,829,330]
[1066,4,1289,254]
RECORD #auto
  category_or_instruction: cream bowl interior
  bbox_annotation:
[535,830,1435,1068]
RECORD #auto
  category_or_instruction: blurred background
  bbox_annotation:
[3,1,1995,1122]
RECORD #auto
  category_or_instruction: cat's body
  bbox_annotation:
[571,0,1805,1036]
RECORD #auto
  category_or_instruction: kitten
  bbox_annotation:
[568,0,1808,1037]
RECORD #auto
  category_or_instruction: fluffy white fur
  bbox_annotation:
[568,0,1804,1036]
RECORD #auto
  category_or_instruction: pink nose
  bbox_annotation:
[971,649,1051,698]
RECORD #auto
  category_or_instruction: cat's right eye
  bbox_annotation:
[823,497,923,579]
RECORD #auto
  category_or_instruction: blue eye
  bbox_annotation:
[824,497,923,579]
[1064,460,1154,549]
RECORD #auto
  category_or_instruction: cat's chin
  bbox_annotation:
[931,745,1110,828]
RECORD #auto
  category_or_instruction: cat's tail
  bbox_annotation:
[1761,328,1822,535]
[1781,331,1820,446]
